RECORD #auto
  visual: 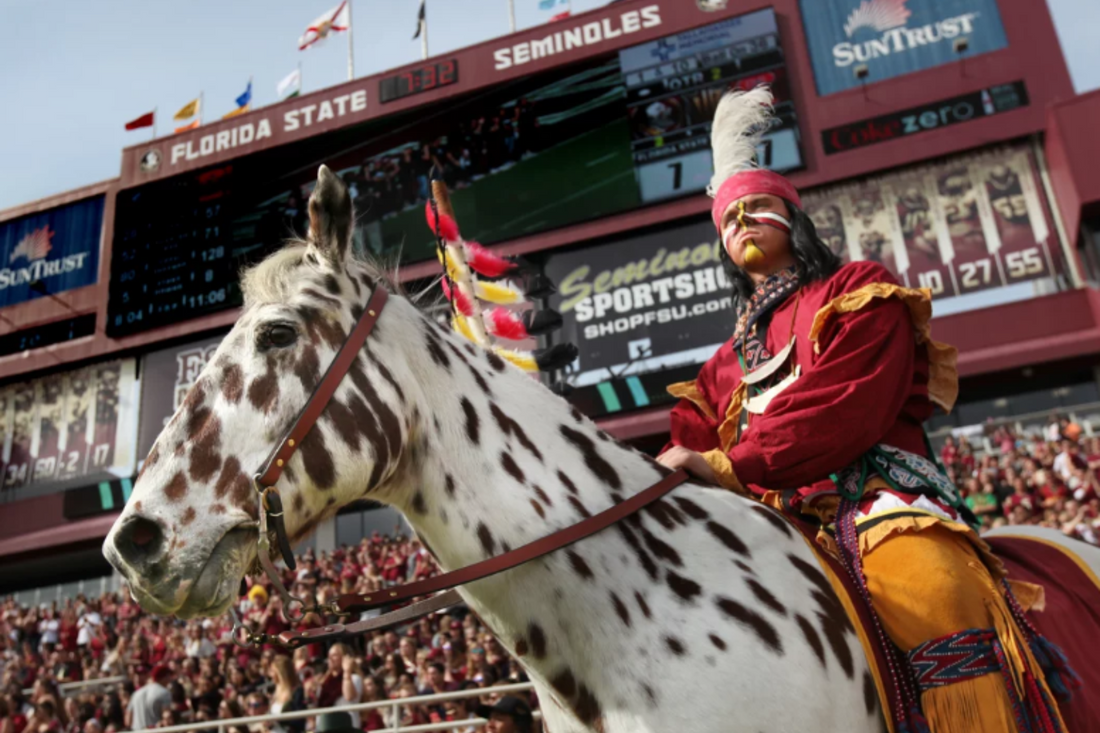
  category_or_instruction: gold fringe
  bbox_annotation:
[807,282,959,413]
[665,379,718,421]
[717,381,748,453]
[699,449,748,495]
[921,673,1019,733]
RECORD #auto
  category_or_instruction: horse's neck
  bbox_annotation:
[389,316,667,666]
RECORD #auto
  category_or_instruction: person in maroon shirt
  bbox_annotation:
[657,86,1071,732]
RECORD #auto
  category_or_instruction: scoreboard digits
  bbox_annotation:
[107,165,242,337]
[380,59,459,103]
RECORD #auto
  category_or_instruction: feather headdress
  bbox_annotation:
[707,85,776,198]
[707,85,801,231]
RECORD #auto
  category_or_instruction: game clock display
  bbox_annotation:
[107,164,245,338]
[379,59,458,103]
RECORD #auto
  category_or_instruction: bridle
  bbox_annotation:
[232,281,690,649]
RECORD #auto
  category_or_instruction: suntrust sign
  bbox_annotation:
[799,0,1008,95]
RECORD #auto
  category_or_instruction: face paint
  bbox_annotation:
[737,201,767,268]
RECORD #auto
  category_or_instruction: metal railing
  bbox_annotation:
[22,675,126,698]
[927,400,1100,455]
[131,681,538,733]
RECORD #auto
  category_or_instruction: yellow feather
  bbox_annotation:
[452,315,476,343]
[476,281,522,304]
[494,347,538,372]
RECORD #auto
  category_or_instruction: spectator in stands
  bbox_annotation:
[0,696,15,733]
[479,696,533,733]
[125,666,172,731]
[1054,438,1087,483]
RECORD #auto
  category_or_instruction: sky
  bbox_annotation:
[0,0,1097,212]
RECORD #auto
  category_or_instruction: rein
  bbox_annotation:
[235,282,690,648]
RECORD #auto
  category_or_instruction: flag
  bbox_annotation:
[174,119,200,133]
[235,81,252,109]
[300,1,350,50]
[124,111,154,130]
[412,0,426,39]
[277,69,302,99]
[173,98,200,121]
[550,11,571,20]
[222,104,250,120]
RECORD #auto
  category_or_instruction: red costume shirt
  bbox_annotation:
[667,261,941,504]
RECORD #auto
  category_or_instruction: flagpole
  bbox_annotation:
[507,0,516,33]
[421,1,429,61]
[199,91,205,125]
[298,61,303,96]
[152,106,157,141]
[346,0,355,80]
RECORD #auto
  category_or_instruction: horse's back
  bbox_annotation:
[984,526,1100,728]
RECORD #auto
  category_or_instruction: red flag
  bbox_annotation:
[125,112,155,131]
[550,11,571,21]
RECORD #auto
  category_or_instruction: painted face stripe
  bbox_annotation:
[723,211,792,248]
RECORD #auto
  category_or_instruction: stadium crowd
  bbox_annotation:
[1,416,1097,733]
[0,534,537,733]
[942,415,1100,544]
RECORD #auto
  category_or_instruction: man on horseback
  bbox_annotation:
[658,87,1075,732]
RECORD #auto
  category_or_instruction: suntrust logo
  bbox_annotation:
[832,0,979,68]
[0,225,90,291]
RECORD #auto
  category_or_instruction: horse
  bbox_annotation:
[104,165,1100,732]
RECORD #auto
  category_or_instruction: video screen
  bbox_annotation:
[110,8,800,336]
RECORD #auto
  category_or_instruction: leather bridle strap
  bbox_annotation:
[342,468,689,613]
[274,468,691,647]
[255,286,389,490]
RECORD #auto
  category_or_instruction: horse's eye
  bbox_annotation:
[260,324,298,350]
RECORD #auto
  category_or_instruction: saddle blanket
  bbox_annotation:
[794,521,1100,731]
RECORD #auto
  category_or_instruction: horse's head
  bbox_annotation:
[104,165,416,618]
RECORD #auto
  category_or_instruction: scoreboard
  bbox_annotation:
[620,9,800,202]
[108,7,802,338]
[108,164,248,337]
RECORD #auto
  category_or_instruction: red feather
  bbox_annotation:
[465,241,516,278]
[424,202,460,241]
[487,308,530,341]
[441,277,473,316]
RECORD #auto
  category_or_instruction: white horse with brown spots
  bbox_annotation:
[104,167,1098,733]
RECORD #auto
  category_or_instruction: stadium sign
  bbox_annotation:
[822,81,1028,154]
[799,0,1008,95]
[168,89,368,166]
[137,334,223,458]
[493,4,662,69]
[0,196,102,307]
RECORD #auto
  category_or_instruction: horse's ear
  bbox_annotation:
[308,165,352,265]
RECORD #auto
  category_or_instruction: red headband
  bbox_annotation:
[711,170,801,232]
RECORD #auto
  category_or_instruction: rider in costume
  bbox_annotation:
[657,87,1076,733]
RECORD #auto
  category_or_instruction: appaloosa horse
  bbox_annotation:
[104,166,1100,733]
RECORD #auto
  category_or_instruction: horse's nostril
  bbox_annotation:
[116,516,163,566]
[131,521,156,547]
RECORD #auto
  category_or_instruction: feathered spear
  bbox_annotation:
[427,181,576,373]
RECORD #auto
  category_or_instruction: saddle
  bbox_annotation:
[787,514,1100,732]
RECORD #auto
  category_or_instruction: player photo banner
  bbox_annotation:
[802,143,1060,303]
[0,359,138,495]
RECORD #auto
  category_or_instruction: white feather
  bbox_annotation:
[707,86,775,197]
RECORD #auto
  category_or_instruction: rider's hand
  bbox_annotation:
[656,446,719,485]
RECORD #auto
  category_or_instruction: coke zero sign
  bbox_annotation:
[822,81,1028,155]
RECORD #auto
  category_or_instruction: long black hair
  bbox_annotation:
[720,200,843,315]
